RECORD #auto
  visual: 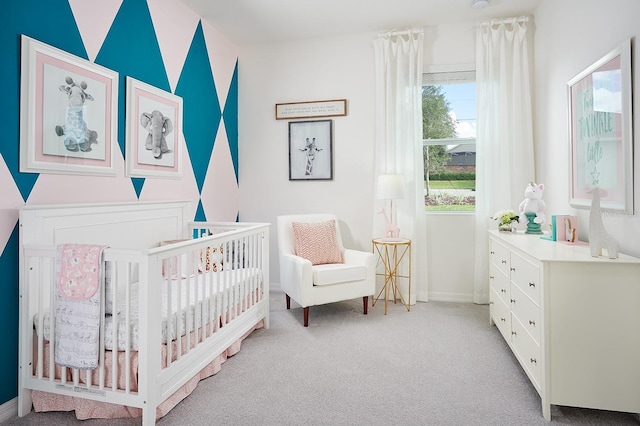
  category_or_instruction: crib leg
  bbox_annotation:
[303,307,309,327]
[363,296,369,315]
[285,294,291,309]
[142,405,156,426]
[18,388,33,417]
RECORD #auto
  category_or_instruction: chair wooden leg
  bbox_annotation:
[303,307,309,327]
[363,296,369,315]
[286,294,290,309]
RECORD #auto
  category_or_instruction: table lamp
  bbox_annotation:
[376,174,405,240]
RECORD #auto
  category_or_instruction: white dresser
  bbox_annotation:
[488,230,640,420]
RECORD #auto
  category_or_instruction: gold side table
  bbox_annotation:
[372,238,411,314]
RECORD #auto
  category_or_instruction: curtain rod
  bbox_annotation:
[478,16,529,27]
[378,28,424,38]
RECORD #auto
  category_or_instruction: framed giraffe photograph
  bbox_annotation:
[288,119,333,181]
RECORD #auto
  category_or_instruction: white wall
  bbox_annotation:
[237,32,378,286]
[534,0,640,257]
[239,23,479,302]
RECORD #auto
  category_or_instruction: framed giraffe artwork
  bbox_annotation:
[288,119,333,181]
[19,35,118,176]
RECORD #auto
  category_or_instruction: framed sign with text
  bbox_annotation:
[567,38,633,213]
[276,99,347,120]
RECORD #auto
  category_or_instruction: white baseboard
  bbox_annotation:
[270,283,282,292]
[0,397,18,424]
[273,284,474,304]
[427,291,474,303]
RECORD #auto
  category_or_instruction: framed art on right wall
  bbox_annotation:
[567,38,633,213]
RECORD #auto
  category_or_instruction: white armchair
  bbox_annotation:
[277,214,375,326]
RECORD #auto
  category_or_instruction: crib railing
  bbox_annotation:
[19,222,269,425]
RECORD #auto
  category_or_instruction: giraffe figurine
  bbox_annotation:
[378,208,400,240]
[588,187,619,259]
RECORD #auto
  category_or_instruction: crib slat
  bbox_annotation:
[109,261,117,391]
[165,265,173,368]
[124,261,132,393]
[48,258,57,384]
[176,257,183,361]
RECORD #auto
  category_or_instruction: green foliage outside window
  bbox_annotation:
[422,85,456,197]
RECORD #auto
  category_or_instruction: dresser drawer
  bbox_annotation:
[511,315,541,390]
[510,283,541,345]
[510,251,540,305]
[490,287,511,342]
[490,263,510,306]
[490,238,510,276]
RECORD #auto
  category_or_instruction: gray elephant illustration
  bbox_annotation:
[140,110,173,159]
[55,76,98,152]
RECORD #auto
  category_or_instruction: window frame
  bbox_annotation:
[422,67,477,213]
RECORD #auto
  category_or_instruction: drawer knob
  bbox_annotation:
[510,267,516,272]
[490,251,495,255]
[529,320,536,327]
[501,260,507,264]
[529,282,535,288]
[500,317,506,322]
[489,275,494,280]
[501,289,506,293]
[530,358,537,365]
[510,299,516,304]
[511,331,517,336]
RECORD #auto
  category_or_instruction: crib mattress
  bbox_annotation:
[34,267,263,351]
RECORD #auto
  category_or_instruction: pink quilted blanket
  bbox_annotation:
[55,244,107,370]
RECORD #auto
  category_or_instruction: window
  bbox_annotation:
[422,70,476,211]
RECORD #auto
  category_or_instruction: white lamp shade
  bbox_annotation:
[376,174,406,200]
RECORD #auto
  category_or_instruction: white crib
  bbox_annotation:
[17,201,269,425]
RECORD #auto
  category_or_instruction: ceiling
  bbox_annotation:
[180,0,542,46]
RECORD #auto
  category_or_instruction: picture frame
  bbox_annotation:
[276,99,346,120]
[567,38,633,213]
[289,120,333,180]
[19,35,118,176]
[125,76,183,179]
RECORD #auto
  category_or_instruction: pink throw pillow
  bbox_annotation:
[292,220,343,265]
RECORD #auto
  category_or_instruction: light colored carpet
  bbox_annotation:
[5,288,639,425]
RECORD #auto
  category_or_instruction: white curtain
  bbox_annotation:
[473,17,535,303]
[373,29,425,304]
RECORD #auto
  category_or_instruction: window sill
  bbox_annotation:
[424,210,475,216]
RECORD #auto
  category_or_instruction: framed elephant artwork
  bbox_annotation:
[125,77,183,178]
[19,35,118,176]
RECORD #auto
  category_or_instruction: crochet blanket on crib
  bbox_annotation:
[55,244,107,370]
